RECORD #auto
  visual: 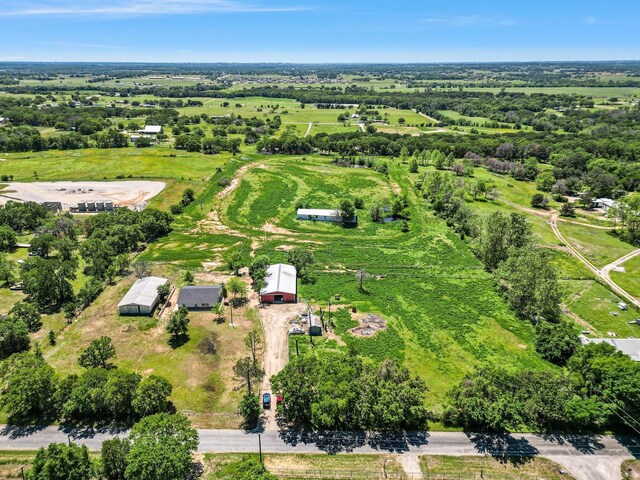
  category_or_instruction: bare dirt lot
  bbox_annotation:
[0,181,165,210]
[258,302,307,431]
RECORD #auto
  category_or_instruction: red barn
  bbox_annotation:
[260,264,297,304]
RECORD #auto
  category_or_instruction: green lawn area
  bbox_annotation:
[611,253,640,299]
[0,147,229,182]
[557,222,635,269]
[565,280,640,337]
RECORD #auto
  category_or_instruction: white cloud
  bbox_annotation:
[422,15,518,27]
[0,0,310,16]
[583,16,601,24]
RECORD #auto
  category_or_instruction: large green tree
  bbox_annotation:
[78,336,116,369]
[29,443,92,480]
[125,413,199,480]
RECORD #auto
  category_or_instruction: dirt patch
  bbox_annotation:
[0,181,165,210]
[391,182,401,195]
[262,222,295,235]
[350,313,387,337]
[216,162,253,200]
[275,244,295,252]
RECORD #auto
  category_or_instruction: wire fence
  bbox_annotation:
[271,469,532,480]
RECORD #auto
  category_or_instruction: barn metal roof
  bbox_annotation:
[261,264,297,295]
[297,208,340,217]
[118,276,167,308]
[579,335,640,361]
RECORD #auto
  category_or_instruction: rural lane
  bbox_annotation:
[0,427,636,480]
[550,213,640,309]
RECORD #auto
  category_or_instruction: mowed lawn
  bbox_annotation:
[0,147,229,182]
[221,156,549,410]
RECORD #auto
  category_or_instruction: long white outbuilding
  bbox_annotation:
[118,276,167,315]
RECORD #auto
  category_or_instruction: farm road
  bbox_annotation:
[550,213,640,309]
[0,427,636,480]
[257,303,305,431]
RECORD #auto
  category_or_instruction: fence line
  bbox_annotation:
[270,468,527,480]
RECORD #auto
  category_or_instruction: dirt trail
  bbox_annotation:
[258,303,305,431]
[397,454,421,477]
[550,213,640,309]
[304,122,312,137]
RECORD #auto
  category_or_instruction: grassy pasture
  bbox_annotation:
[220,156,549,410]
[0,147,228,182]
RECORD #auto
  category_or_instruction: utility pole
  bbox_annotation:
[328,299,332,327]
[258,433,263,464]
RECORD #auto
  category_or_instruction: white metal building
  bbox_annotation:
[296,208,342,222]
[118,276,167,315]
[138,125,163,135]
[579,335,640,361]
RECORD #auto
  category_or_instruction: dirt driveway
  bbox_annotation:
[258,302,306,430]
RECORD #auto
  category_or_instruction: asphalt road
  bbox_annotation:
[0,427,636,480]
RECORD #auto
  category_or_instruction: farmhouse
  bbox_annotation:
[260,264,297,304]
[579,336,640,361]
[177,285,222,310]
[296,208,342,223]
[593,198,619,213]
[138,125,163,135]
[118,276,167,315]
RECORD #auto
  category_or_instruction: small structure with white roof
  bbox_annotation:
[118,276,167,315]
[296,208,342,223]
[260,264,297,304]
[138,125,163,135]
[593,198,619,214]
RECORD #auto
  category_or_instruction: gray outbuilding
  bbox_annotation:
[118,276,167,316]
[177,285,222,310]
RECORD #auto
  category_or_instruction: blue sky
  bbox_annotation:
[0,0,638,62]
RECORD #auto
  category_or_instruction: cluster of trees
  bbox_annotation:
[445,341,640,432]
[169,188,196,215]
[27,413,198,480]
[0,342,172,425]
[271,351,429,431]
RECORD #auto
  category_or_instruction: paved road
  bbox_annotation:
[0,427,636,480]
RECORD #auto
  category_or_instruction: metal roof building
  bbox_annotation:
[138,125,163,134]
[296,208,341,222]
[579,335,640,361]
[177,285,222,310]
[118,276,167,316]
[260,264,297,304]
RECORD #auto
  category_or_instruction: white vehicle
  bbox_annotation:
[289,327,305,335]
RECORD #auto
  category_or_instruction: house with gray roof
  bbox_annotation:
[177,285,222,310]
[579,335,640,361]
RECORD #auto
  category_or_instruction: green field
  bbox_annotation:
[216,156,549,409]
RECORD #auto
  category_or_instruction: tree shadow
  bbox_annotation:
[277,425,429,455]
[169,333,190,349]
[466,432,539,467]
[61,424,129,439]
[0,424,47,440]
[187,461,204,480]
[538,432,606,455]
[613,435,640,459]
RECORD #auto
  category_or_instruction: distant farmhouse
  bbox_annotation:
[296,208,341,223]
[138,125,163,135]
[177,285,222,310]
[580,335,640,361]
[118,276,167,315]
[260,264,297,304]
[593,198,619,214]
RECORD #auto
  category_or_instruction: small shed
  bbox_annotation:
[260,264,297,304]
[41,202,62,212]
[118,276,167,315]
[177,285,222,310]
[309,315,322,336]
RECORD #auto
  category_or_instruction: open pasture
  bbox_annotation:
[218,157,549,408]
